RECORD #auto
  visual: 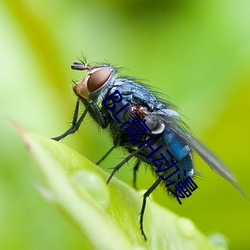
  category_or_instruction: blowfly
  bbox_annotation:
[52,60,247,240]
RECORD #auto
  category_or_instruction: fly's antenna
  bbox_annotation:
[71,61,89,71]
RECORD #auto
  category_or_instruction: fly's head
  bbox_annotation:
[72,61,116,102]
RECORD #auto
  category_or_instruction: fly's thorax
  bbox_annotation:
[110,98,133,123]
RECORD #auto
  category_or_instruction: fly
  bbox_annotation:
[52,60,247,240]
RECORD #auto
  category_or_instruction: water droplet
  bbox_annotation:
[71,170,110,209]
[177,217,196,238]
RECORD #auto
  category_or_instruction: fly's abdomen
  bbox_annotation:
[135,128,194,187]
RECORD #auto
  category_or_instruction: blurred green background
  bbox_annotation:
[0,0,250,249]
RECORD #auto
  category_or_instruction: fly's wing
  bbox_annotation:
[149,109,248,199]
[182,132,248,198]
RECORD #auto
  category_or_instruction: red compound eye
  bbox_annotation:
[87,68,111,92]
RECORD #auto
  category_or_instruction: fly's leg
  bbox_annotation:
[140,176,162,240]
[89,100,107,129]
[107,149,140,184]
[96,145,116,165]
[133,160,141,189]
[52,100,89,141]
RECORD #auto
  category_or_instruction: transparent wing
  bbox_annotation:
[149,110,248,198]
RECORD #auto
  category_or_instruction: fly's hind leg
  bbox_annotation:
[133,160,141,189]
[140,176,162,240]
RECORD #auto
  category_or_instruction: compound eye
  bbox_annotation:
[87,68,111,92]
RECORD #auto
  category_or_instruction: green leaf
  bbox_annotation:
[19,128,227,250]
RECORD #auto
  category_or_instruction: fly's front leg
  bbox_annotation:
[140,176,162,240]
[52,99,89,141]
[89,100,108,129]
